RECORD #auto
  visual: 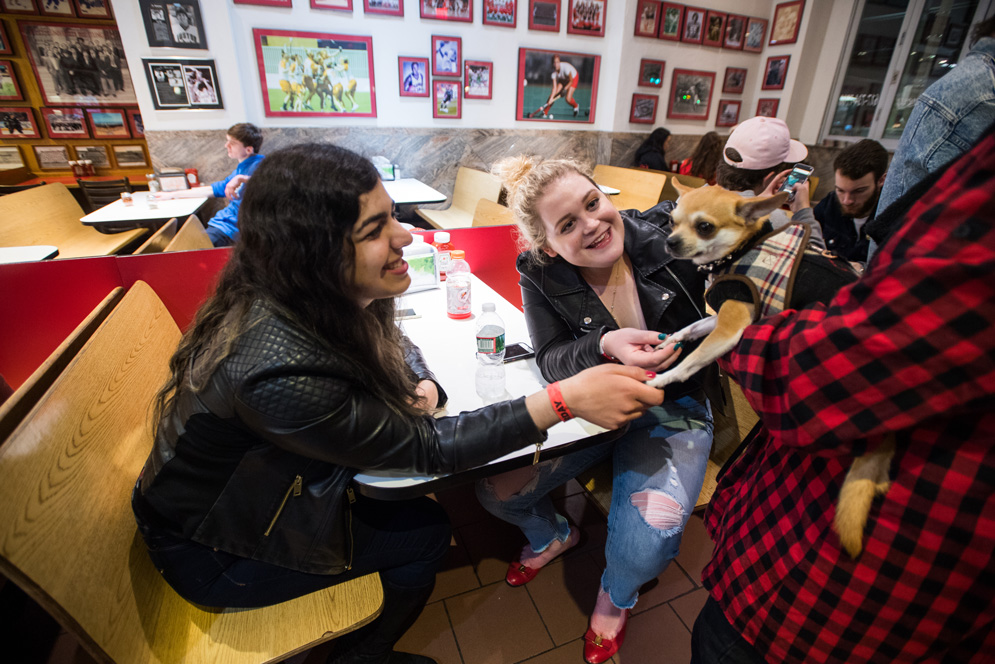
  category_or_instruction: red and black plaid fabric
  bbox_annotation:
[703,127,995,663]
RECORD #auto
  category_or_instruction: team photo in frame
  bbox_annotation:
[528,0,561,32]
[74,144,110,168]
[363,0,402,16]
[667,67,714,120]
[421,0,472,23]
[483,0,516,27]
[34,145,71,170]
[566,0,605,37]
[41,106,87,137]
[516,47,598,123]
[139,0,207,50]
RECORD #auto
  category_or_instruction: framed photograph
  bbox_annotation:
[567,0,605,37]
[716,99,740,127]
[724,14,745,49]
[1,0,38,14]
[629,93,657,124]
[743,17,767,53]
[680,6,703,44]
[516,47,599,123]
[398,56,428,97]
[85,107,129,138]
[421,0,471,22]
[658,3,682,41]
[252,29,376,117]
[483,0,516,27]
[362,0,402,16]
[234,0,292,5]
[0,107,40,138]
[72,0,112,18]
[464,60,492,99]
[0,145,25,170]
[638,58,664,88]
[34,145,70,170]
[312,0,353,9]
[111,144,149,169]
[139,1,207,50]
[432,35,460,77]
[0,22,11,56]
[529,0,560,32]
[667,68,714,120]
[41,107,87,137]
[756,97,779,118]
[0,60,23,100]
[722,67,746,94]
[19,22,136,106]
[634,0,659,38]
[769,0,804,46]
[143,58,223,110]
[74,144,109,168]
[433,79,461,119]
[702,10,725,47]
[762,54,789,90]
[39,0,74,17]
[128,110,144,137]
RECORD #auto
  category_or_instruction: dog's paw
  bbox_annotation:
[646,369,681,389]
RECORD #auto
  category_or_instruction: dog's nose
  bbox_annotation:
[666,235,681,252]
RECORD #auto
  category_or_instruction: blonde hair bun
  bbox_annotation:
[492,155,540,202]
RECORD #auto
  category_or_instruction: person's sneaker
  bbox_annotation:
[573,107,579,117]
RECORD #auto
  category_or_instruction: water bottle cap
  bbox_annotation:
[434,232,451,243]
[451,249,465,259]
[410,233,425,242]
[482,302,495,312]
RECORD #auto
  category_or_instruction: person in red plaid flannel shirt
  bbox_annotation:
[691,123,995,664]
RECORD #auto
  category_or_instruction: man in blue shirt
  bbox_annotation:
[159,123,264,247]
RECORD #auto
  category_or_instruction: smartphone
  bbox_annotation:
[778,163,814,202]
[503,342,535,363]
[395,308,420,320]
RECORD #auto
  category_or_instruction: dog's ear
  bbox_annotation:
[736,192,789,224]
[671,178,694,197]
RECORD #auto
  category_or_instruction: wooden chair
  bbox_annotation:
[471,198,515,227]
[0,181,46,195]
[0,183,147,258]
[133,218,179,254]
[164,215,213,251]
[807,175,820,201]
[415,167,502,230]
[0,280,383,664]
[592,165,668,212]
[660,173,708,202]
[77,178,133,213]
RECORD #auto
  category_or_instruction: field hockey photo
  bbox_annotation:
[516,47,599,123]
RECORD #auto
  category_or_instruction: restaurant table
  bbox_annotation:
[0,245,58,264]
[598,184,621,195]
[352,275,620,500]
[383,178,447,205]
[80,192,209,232]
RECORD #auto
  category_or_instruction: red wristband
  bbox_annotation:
[546,381,573,422]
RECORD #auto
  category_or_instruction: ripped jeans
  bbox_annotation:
[476,395,712,610]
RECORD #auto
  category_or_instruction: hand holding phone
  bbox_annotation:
[777,163,814,203]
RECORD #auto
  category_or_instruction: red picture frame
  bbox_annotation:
[722,67,746,94]
[433,79,461,119]
[634,0,660,38]
[638,58,665,88]
[762,55,790,90]
[72,0,112,18]
[566,0,605,37]
[1,0,38,15]
[716,99,740,127]
[0,60,24,101]
[363,0,402,16]
[464,60,493,99]
[769,0,804,46]
[86,107,129,138]
[128,109,145,137]
[743,16,767,53]
[41,107,88,137]
[398,56,429,98]
[483,0,517,27]
[724,14,746,49]
[667,68,715,121]
[234,0,292,5]
[431,35,461,78]
[516,47,599,123]
[38,0,74,17]
[658,3,683,41]
[630,93,658,124]
[0,22,12,55]
[680,6,704,44]
[528,0,561,32]
[421,0,472,22]
[311,0,353,10]
[0,106,40,138]
[756,98,779,118]
[702,10,725,47]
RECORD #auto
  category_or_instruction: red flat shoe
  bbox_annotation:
[505,561,540,586]
[582,610,629,664]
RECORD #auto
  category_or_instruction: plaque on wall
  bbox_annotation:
[143,58,223,110]
[139,0,207,50]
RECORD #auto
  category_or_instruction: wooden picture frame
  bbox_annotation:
[630,93,658,124]
[0,22,12,56]
[41,107,87,138]
[0,60,23,101]
[702,10,725,48]
[362,0,402,16]
[1,0,38,15]
[0,145,25,170]
[398,56,429,98]
[234,0,293,5]
[528,0,561,32]
[756,97,779,118]
[743,16,767,52]
[252,29,376,117]
[769,0,804,46]
[724,14,746,50]
[74,144,110,168]
[464,60,493,99]
[762,54,789,90]
[567,0,605,37]
[421,0,471,22]
[38,0,74,17]
[680,6,704,44]
[111,144,149,169]
[638,58,664,88]
[634,0,660,38]
[139,0,207,50]
[86,107,130,138]
[33,145,70,170]
[433,79,461,119]
[658,3,683,41]
[72,0,112,18]
[516,47,598,123]
[483,0,516,27]
[722,67,746,94]
[128,110,144,137]
[0,107,40,138]
[667,68,714,120]
[431,35,461,77]
[716,99,740,127]
[311,0,353,10]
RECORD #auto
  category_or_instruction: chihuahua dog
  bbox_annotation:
[646,181,891,558]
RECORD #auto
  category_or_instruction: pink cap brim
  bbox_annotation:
[785,139,808,163]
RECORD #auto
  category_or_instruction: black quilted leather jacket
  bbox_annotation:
[134,301,545,575]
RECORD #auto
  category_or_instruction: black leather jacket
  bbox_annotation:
[134,301,545,575]
[518,203,719,403]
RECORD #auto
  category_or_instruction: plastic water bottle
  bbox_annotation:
[475,303,506,400]
[446,250,471,319]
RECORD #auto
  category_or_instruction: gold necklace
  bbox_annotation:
[608,259,621,320]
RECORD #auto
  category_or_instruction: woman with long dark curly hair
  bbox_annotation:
[132,143,662,664]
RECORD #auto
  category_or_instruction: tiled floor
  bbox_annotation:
[6,479,714,664]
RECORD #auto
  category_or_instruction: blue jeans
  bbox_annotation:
[476,395,713,609]
[690,597,767,664]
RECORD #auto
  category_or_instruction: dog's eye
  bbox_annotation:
[695,221,714,236]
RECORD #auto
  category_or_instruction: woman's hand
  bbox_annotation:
[559,364,664,430]
[413,379,440,413]
[601,328,684,372]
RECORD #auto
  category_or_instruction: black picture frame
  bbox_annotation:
[140,0,207,50]
[143,58,223,110]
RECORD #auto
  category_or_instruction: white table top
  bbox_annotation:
[80,191,209,226]
[383,178,447,205]
[0,245,58,264]
[353,275,605,494]
[598,184,621,195]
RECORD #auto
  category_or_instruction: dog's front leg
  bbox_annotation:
[659,314,718,346]
[646,300,754,389]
